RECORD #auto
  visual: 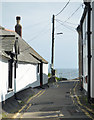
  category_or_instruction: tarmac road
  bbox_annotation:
[13,80,92,120]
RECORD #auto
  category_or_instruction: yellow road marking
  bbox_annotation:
[72,82,94,120]
[26,90,42,103]
[12,90,45,118]
[73,83,94,114]
[37,90,46,98]
[26,103,32,111]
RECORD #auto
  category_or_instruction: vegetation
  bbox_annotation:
[56,77,67,81]
[48,73,51,78]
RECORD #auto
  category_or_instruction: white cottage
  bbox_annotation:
[0,16,48,102]
[77,1,94,102]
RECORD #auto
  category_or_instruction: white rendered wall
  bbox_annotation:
[91,1,94,98]
[16,63,37,92]
[0,58,48,102]
[0,57,14,102]
[82,14,88,91]
[43,63,48,85]
[31,64,40,88]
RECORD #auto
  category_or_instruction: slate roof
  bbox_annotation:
[0,29,15,51]
[0,26,48,64]
[13,31,48,64]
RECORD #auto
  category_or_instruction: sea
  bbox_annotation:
[55,68,79,80]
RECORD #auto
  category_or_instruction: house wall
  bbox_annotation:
[30,64,40,88]
[0,56,14,102]
[78,31,82,80]
[43,63,48,85]
[16,63,38,92]
[91,1,94,98]
[0,56,48,102]
[82,13,88,92]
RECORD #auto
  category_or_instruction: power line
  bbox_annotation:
[55,0,70,16]
[56,19,76,29]
[56,20,76,32]
[20,24,51,53]
[27,22,50,43]
[65,21,78,26]
[64,3,83,23]
[56,19,78,26]
[24,19,49,29]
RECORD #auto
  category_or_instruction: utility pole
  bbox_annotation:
[51,14,55,76]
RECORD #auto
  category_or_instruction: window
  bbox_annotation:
[37,63,40,73]
[8,59,13,92]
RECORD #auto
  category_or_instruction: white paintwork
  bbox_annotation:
[43,63,48,85]
[81,1,94,98]
[0,59,48,102]
[16,63,38,92]
[82,13,88,91]
[92,2,94,50]
[30,64,40,88]
[91,1,94,98]
[0,56,14,102]
[0,54,48,103]
[91,50,94,98]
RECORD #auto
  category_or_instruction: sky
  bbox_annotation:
[1,0,84,69]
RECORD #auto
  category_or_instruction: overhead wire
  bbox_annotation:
[27,22,51,43]
[20,23,51,53]
[63,3,83,23]
[55,0,70,16]
[55,3,83,33]
[56,19,78,26]
[56,19,76,32]
[24,19,49,29]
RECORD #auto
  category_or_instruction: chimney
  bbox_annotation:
[15,16,22,37]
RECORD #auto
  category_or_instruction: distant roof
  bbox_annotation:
[0,26,48,64]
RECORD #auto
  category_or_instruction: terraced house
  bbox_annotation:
[0,16,48,102]
[77,0,94,102]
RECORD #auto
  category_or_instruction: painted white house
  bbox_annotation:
[0,16,48,102]
[77,1,94,102]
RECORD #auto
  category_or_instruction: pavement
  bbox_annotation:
[1,80,94,120]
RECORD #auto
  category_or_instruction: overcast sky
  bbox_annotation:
[1,1,84,69]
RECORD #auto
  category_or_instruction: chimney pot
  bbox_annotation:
[15,16,22,37]
[16,16,21,20]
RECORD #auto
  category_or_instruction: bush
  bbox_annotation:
[48,73,51,78]
[56,77,67,81]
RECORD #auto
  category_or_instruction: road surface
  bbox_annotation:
[12,80,92,120]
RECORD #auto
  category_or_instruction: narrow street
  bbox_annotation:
[12,80,92,120]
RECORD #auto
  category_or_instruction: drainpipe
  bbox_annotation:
[40,60,43,87]
[14,37,18,99]
[87,2,92,103]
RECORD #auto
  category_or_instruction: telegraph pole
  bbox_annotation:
[51,14,55,75]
